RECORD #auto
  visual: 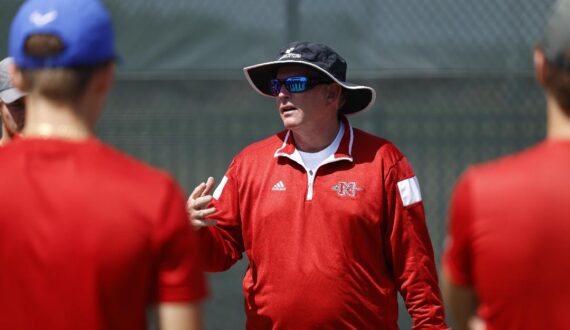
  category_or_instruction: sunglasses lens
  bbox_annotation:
[269,76,313,95]
[285,77,309,93]
[270,79,281,96]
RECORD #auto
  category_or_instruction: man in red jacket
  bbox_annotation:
[442,1,570,329]
[189,41,449,329]
[0,0,207,329]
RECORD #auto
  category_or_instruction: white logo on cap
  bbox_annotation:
[30,11,58,27]
[279,47,301,60]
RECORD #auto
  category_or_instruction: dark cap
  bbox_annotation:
[543,0,570,68]
[243,41,376,115]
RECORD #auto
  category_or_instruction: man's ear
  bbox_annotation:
[95,62,115,96]
[326,84,341,102]
[1,106,18,136]
[8,62,27,92]
[534,47,548,87]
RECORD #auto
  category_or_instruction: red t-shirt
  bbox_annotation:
[0,138,207,330]
[443,140,570,330]
[203,117,448,329]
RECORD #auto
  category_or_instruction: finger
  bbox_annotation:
[189,182,206,201]
[191,207,216,221]
[201,219,218,226]
[187,195,213,210]
[201,177,215,197]
[192,207,216,220]
[190,219,218,229]
[195,195,213,208]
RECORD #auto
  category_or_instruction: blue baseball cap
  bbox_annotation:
[9,0,117,69]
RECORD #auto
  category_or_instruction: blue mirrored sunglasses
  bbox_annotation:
[269,76,331,96]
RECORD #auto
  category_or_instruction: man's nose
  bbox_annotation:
[277,83,290,98]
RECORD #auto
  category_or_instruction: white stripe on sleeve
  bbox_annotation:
[397,176,422,207]
[213,176,228,200]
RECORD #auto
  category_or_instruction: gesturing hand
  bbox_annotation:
[187,177,217,230]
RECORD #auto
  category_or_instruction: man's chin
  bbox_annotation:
[280,116,302,130]
[282,121,300,130]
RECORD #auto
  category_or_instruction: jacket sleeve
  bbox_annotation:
[383,155,450,330]
[199,158,245,272]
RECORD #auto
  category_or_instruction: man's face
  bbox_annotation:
[274,65,332,131]
[1,97,26,137]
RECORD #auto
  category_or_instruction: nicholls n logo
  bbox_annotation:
[331,181,362,198]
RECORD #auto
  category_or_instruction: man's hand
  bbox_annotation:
[187,177,217,230]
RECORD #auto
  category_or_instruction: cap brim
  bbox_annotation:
[0,88,25,104]
[244,60,376,115]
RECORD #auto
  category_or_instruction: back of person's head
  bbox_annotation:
[9,0,117,102]
[541,0,570,114]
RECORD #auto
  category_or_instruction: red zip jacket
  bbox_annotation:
[201,117,448,329]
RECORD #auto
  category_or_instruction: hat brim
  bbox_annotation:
[243,60,376,115]
[0,88,25,104]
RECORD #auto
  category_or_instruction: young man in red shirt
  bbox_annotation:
[442,1,570,329]
[189,41,449,329]
[0,57,26,146]
[0,0,207,329]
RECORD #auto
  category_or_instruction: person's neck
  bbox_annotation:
[546,95,570,140]
[23,96,94,141]
[292,117,340,152]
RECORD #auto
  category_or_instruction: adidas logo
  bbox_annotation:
[272,180,286,191]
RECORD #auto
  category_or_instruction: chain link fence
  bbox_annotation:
[0,0,555,328]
